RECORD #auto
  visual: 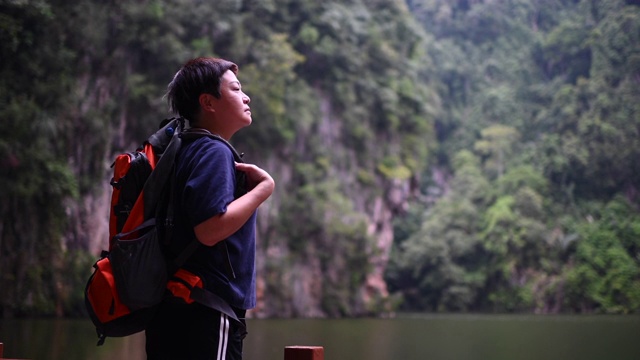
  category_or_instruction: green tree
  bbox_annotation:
[564,198,640,313]
[388,150,490,311]
[0,0,80,316]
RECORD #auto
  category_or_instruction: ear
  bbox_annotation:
[199,93,216,113]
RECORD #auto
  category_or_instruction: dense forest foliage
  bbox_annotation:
[389,0,640,313]
[0,0,638,318]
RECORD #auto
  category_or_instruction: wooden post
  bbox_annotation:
[284,346,324,360]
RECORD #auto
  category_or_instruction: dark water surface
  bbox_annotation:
[1,314,639,360]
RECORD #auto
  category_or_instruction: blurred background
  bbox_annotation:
[1,0,639,323]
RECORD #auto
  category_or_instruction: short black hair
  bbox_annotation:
[165,57,238,123]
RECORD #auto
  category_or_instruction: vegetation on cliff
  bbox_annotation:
[0,0,638,317]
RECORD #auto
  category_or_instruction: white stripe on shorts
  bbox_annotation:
[217,313,230,360]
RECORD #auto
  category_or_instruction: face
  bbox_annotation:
[212,70,252,133]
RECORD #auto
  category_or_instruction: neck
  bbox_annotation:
[190,121,232,141]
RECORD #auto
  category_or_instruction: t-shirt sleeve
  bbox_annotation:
[181,139,236,227]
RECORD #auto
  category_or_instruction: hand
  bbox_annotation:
[235,162,275,198]
[195,163,275,246]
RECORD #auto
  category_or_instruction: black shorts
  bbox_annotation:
[145,301,247,360]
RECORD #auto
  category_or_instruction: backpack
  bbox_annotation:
[85,117,245,346]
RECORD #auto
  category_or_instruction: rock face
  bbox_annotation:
[65,184,111,255]
[362,178,410,311]
[249,93,416,318]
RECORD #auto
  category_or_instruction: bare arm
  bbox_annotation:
[194,162,275,246]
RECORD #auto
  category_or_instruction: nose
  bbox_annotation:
[243,92,250,104]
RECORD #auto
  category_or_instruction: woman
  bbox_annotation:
[145,57,275,360]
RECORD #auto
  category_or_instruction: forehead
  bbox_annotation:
[221,70,240,84]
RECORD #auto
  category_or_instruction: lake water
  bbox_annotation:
[1,314,639,360]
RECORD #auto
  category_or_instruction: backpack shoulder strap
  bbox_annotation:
[142,118,186,220]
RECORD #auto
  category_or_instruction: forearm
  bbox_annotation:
[194,181,273,246]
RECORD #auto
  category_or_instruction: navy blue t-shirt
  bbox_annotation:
[169,136,257,310]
